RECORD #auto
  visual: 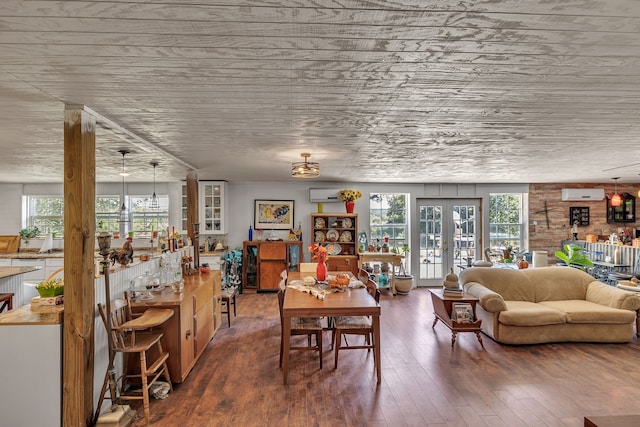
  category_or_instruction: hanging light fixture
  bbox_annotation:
[117,150,130,222]
[291,152,320,178]
[611,177,622,207]
[149,161,160,209]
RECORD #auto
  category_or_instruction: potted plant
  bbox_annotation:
[554,243,593,271]
[395,243,414,295]
[19,226,40,247]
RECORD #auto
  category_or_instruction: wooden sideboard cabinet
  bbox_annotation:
[130,270,222,383]
[242,240,302,292]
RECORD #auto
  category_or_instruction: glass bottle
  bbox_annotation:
[382,237,389,253]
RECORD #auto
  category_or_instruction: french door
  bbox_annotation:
[416,199,480,287]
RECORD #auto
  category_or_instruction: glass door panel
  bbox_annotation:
[417,199,479,287]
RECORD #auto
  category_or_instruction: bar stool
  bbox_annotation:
[221,287,237,327]
[0,293,14,312]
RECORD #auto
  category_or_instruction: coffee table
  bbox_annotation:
[429,289,483,348]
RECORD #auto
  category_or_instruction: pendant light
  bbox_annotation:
[291,153,320,178]
[118,150,130,223]
[149,161,159,209]
[611,177,622,207]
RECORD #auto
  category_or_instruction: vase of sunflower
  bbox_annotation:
[338,189,362,213]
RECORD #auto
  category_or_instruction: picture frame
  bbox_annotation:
[254,200,295,230]
[569,206,589,226]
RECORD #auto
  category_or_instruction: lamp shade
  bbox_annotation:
[611,193,623,207]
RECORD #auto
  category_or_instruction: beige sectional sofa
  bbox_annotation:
[459,266,640,344]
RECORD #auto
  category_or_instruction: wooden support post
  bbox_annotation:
[63,107,96,426]
[187,171,199,267]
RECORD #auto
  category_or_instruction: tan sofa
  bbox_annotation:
[459,266,640,344]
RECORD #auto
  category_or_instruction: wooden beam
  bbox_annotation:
[63,107,96,426]
[186,171,199,268]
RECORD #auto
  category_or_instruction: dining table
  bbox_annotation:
[282,271,382,385]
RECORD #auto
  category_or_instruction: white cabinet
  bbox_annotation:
[0,259,11,267]
[200,181,227,234]
[181,181,227,235]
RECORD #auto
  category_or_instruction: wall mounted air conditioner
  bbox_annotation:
[309,188,340,203]
[561,188,605,201]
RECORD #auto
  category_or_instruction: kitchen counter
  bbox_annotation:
[0,266,40,279]
[0,303,63,325]
[0,251,64,259]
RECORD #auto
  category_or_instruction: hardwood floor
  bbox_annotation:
[132,288,640,426]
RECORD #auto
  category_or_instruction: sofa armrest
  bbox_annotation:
[464,282,507,313]
[586,280,640,311]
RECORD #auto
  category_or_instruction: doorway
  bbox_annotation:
[416,199,480,287]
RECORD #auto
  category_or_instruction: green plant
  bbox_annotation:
[555,244,593,271]
[398,243,411,276]
[19,226,40,242]
[35,277,64,297]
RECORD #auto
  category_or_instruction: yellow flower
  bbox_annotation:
[338,189,362,202]
[35,278,64,297]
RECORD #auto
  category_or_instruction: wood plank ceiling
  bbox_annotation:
[0,0,639,184]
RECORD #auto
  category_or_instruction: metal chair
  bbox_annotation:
[609,250,640,283]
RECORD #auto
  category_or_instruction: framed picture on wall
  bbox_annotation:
[569,206,589,226]
[254,200,295,230]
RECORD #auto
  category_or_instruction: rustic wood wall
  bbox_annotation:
[529,183,639,257]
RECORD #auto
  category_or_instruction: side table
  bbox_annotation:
[429,289,483,348]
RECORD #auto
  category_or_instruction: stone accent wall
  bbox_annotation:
[528,183,639,258]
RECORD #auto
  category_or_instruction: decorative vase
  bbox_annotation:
[316,261,328,282]
[345,201,355,213]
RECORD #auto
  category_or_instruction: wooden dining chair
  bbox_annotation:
[97,293,174,424]
[277,286,324,369]
[332,278,380,368]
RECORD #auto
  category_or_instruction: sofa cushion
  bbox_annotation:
[498,301,566,326]
[539,300,637,324]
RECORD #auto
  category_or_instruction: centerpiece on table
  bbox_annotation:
[308,243,328,282]
[338,189,362,213]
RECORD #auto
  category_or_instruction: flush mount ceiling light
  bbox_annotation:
[117,150,130,223]
[149,161,159,209]
[611,177,622,207]
[291,152,320,178]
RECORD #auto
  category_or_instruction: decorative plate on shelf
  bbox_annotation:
[342,217,353,228]
[326,229,339,242]
[314,231,325,242]
[339,231,352,242]
[314,217,325,229]
[326,243,342,256]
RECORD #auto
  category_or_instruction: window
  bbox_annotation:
[26,194,169,238]
[24,196,64,236]
[489,194,524,251]
[96,196,121,233]
[369,193,408,251]
[130,195,169,238]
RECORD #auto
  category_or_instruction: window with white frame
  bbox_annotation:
[129,195,169,238]
[489,193,524,251]
[25,194,169,238]
[24,196,64,236]
[369,193,409,252]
